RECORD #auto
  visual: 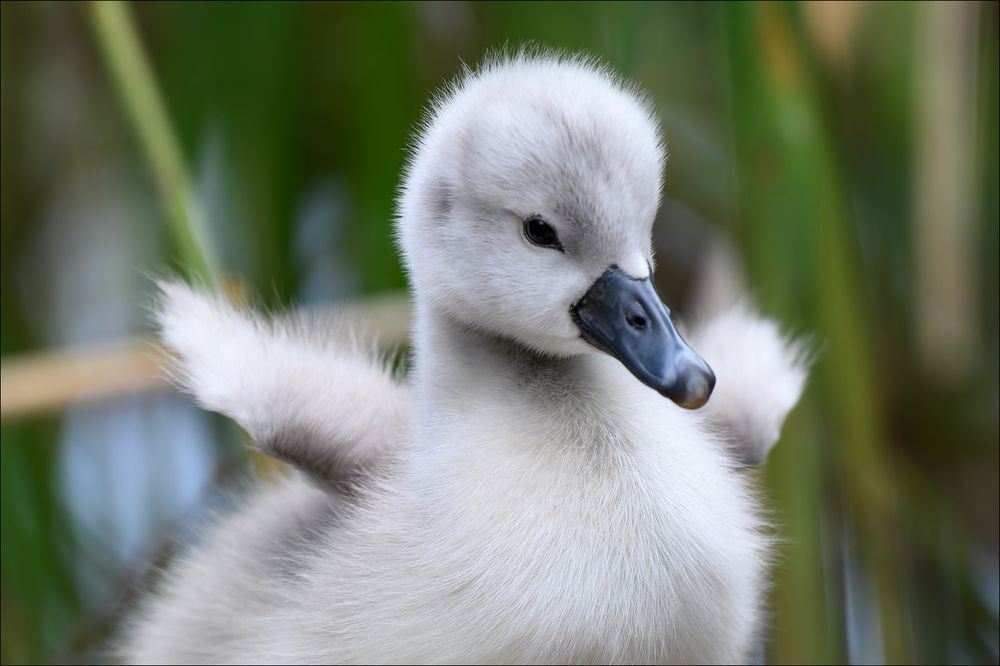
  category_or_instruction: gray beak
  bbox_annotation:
[571,266,715,409]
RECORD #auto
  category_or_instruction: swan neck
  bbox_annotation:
[411,297,576,405]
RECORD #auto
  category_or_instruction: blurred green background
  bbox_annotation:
[1,1,997,663]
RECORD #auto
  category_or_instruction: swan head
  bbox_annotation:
[397,53,714,409]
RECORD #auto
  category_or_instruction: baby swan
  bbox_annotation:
[125,54,808,664]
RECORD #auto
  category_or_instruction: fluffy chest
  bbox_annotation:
[397,382,767,662]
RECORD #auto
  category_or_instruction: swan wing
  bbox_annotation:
[688,302,810,466]
[154,280,409,483]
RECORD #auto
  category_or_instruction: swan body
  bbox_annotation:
[124,53,807,664]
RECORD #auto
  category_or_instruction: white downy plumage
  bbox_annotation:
[123,53,808,664]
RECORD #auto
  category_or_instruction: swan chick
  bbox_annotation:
[125,52,809,664]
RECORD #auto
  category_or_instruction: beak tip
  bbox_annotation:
[668,389,710,410]
[665,366,715,410]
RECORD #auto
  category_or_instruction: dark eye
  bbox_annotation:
[523,216,563,251]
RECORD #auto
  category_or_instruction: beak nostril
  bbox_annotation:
[626,313,647,330]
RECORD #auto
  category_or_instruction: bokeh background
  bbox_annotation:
[1,1,997,663]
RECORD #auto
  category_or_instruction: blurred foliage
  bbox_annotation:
[1,1,997,664]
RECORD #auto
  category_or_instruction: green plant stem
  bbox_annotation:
[87,1,220,289]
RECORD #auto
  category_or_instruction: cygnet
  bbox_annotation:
[123,52,808,664]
